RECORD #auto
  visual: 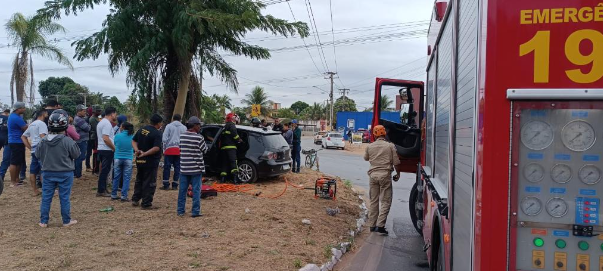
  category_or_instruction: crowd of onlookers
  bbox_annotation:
[0,101,209,227]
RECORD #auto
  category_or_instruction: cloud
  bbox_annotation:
[0,0,432,110]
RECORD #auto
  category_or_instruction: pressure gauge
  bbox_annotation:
[521,121,554,150]
[523,163,545,183]
[551,164,572,184]
[579,164,601,185]
[521,196,543,216]
[561,120,596,151]
[546,198,569,218]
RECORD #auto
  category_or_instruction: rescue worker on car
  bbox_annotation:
[219,113,242,183]
[364,125,400,235]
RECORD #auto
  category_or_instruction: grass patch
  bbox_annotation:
[293,259,303,268]
[189,262,201,268]
[343,180,353,189]
[323,244,333,259]
[305,239,316,246]
[188,252,199,258]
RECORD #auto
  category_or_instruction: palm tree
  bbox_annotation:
[302,102,326,121]
[241,86,273,117]
[379,95,394,112]
[6,13,72,105]
[212,94,232,116]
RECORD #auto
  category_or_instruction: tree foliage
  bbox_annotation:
[379,95,394,112]
[334,96,357,113]
[290,101,309,115]
[38,0,309,121]
[301,102,327,121]
[6,13,72,104]
[38,76,123,116]
[241,86,273,117]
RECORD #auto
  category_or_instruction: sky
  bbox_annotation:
[0,0,432,111]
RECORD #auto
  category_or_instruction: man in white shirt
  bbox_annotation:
[21,110,48,196]
[96,107,117,197]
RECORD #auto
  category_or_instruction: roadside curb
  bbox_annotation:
[299,187,368,271]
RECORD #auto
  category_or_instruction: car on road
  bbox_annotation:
[200,125,292,183]
[322,133,345,150]
[313,131,327,144]
[356,128,370,143]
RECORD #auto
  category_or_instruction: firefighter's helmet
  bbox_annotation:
[373,125,386,138]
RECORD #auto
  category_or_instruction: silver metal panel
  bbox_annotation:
[452,0,478,270]
[426,61,437,169]
[434,19,453,190]
[515,108,603,270]
[507,89,603,100]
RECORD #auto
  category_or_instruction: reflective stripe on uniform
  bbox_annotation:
[221,145,237,150]
[220,172,228,176]
[233,135,240,140]
[224,131,231,134]
[231,168,239,173]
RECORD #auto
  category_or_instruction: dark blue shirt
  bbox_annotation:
[8,113,26,144]
[0,115,8,145]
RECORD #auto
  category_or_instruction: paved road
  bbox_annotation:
[301,138,428,271]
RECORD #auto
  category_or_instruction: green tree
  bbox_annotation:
[241,86,273,117]
[290,101,309,115]
[212,94,232,116]
[39,0,308,121]
[379,95,394,112]
[274,108,296,119]
[232,107,248,124]
[105,96,125,114]
[334,97,357,113]
[6,13,72,105]
[301,102,326,121]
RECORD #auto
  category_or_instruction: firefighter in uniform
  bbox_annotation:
[220,113,242,183]
[364,125,401,235]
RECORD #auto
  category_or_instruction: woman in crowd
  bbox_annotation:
[111,122,135,201]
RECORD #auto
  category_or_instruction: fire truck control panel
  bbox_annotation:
[511,97,603,271]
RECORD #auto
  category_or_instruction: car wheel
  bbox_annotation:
[409,183,423,236]
[237,160,258,184]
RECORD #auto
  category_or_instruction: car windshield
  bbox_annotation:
[329,134,343,138]
[262,134,289,149]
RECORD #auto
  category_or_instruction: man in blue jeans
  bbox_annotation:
[36,109,80,228]
[291,119,302,173]
[161,114,186,190]
[73,105,90,178]
[177,117,208,217]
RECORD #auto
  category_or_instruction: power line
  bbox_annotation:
[286,0,324,75]
[329,0,346,89]
[304,0,330,71]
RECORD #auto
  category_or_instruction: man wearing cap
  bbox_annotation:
[43,100,60,124]
[73,105,91,178]
[7,102,29,187]
[132,114,164,209]
[291,119,302,173]
[177,116,208,217]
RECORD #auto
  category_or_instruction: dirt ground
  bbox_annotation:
[344,143,367,156]
[0,155,361,271]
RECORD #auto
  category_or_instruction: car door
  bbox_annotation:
[200,126,222,172]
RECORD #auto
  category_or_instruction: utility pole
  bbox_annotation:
[78,93,88,106]
[325,72,337,130]
[339,88,350,99]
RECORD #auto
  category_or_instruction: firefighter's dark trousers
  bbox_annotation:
[220,148,238,182]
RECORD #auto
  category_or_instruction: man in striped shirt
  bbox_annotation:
[177,116,208,217]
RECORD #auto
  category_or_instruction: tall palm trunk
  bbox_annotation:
[173,53,193,117]
[15,51,29,102]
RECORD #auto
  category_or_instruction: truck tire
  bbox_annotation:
[409,183,423,236]
[436,241,445,271]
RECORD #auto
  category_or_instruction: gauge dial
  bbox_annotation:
[546,198,569,218]
[521,196,543,216]
[561,120,596,151]
[521,121,554,150]
[523,163,545,183]
[579,164,601,185]
[551,164,572,184]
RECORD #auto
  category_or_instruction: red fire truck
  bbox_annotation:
[371,0,603,270]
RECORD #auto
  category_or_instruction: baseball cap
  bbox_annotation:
[292,119,298,124]
[13,102,26,110]
[187,116,202,125]
[76,104,87,111]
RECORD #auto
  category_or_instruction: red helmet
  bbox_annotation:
[226,112,239,123]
